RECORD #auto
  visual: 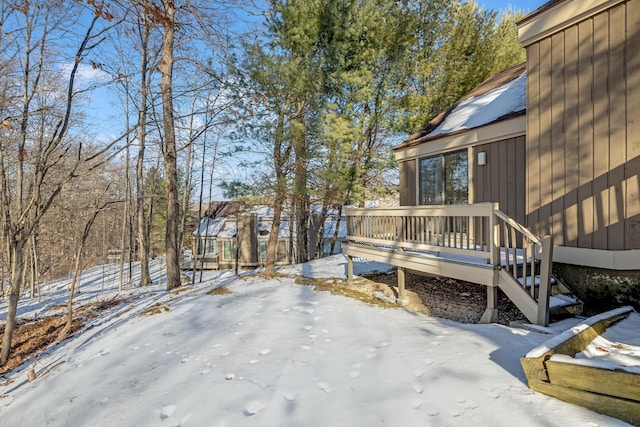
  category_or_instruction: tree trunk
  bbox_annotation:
[159,0,181,291]
[292,110,309,264]
[136,15,152,286]
[1,239,24,365]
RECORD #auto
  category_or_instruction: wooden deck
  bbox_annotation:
[342,203,554,326]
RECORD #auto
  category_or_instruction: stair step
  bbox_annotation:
[549,294,580,309]
[517,275,557,289]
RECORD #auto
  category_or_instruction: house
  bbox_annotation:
[190,202,347,270]
[391,0,640,310]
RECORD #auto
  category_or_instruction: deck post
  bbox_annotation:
[397,266,408,306]
[480,285,498,323]
[536,235,554,327]
[347,254,354,284]
[480,203,501,324]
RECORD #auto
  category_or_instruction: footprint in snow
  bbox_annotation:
[412,384,424,394]
[349,371,360,378]
[283,393,296,401]
[317,382,331,392]
[249,359,259,365]
[259,349,271,356]
[160,404,176,419]
[243,401,266,416]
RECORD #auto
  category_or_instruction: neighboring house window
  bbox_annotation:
[223,241,237,260]
[198,238,217,256]
[419,150,468,205]
[258,241,268,261]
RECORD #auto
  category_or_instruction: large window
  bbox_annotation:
[258,241,268,261]
[223,241,237,260]
[419,150,468,205]
[197,238,217,256]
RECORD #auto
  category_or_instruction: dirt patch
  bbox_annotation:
[0,296,131,376]
[294,270,524,325]
[296,276,398,309]
[140,303,170,316]
[365,271,525,324]
[207,286,232,296]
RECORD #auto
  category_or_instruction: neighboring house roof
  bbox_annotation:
[396,63,526,151]
[258,220,291,239]
[195,217,225,238]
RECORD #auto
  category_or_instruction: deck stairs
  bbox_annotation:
[342,203,582,326]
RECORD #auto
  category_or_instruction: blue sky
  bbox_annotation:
[478,0,547,13]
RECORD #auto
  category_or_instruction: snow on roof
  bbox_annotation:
[396,63,527,150]
[258,220,291,239]
[218,221,237,239]
[427,72,526,137]
[194,217,225,237]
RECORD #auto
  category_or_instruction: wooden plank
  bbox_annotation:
[497,270,538,323]
[539,36,553,238]
[551,32,565,245]
[499,139,509,220]
[546,360,640,402]
[564,25,580,247]
[526,44,540,234]
[577,19,594,249]
[490,143,501,219]
[506,138,517,221]
[515,136,526,226]
[592,11,610,250]
[608,4,626,250]
[399,160,417,206]
[341,242,495,286]
[626,0,640,249]
[520,309,632,382]
[345,204,495,218]
[526,380,640,425]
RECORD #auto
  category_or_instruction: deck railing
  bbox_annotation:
[344,203,553,326]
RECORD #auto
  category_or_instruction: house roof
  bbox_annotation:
[395,63,526,151]
[517,0,567,26]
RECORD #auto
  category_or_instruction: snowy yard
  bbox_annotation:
[0,255,631,426]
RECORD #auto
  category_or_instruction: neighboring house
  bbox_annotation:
[394,0,639,308]
[191,202,347,270]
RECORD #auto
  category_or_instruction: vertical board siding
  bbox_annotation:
[592,12,610,250]
[473,136,526,225]
[564,25,580,247]
[627,1,640,248]
[527,45,541,236]
[609,4,626,250]
[551,32,566,246]
[577,19,594,249]
[399,160,416,206]
[539,37,553,238]
[526,0,640,251]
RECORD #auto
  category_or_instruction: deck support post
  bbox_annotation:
[347,255,354,284]
[480,285,498,323]
[397,266,408,306]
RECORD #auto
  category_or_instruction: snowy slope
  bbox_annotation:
[0,255,630,426]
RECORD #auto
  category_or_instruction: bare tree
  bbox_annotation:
[0,1,120,366]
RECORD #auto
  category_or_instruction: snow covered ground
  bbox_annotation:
[0,255,632,426]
